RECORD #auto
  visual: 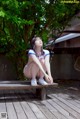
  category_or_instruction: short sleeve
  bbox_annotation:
[43,49,50,57]
[28,49,36,56]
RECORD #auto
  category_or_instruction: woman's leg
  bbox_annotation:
[38,59,48,85]
[31,63,40,79]
[23,62,40,79]
[23,62,39,85]
[38,59,46,78]
[23,60,47,85]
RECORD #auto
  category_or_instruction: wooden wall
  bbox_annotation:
[51,53,80,80]
[0,55,17,80]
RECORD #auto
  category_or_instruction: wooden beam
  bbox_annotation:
[0,81,58,100]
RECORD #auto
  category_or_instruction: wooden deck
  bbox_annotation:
[0,81,80,119]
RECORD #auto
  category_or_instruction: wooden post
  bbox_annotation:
[40,88,47,100]
[36,88,47,100]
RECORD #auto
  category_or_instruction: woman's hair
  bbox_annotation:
[30,35,44,56]
[30,35,37,49]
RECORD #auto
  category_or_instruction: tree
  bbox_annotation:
[0,0,80,79]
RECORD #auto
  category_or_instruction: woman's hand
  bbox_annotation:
[49,75,53,84]
[45,74,53,84]
[44,74,50,83]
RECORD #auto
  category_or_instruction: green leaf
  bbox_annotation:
[0,10,5,17]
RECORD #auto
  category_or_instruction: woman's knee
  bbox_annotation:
[32,62,39,70]
[23,66,29,78]
[23,66,27,74]
[23,62,39,78]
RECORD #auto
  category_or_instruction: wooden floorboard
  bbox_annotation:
[52,94,80,113]
[16,90,37,119]
[0,91,6,112]
[50,95,78,118]
[4,90,18,119]
[18,90,47,119]
[33,101,57,119]
[41,100,67,119]
[0,91,7,119]
[0,82,80,119]
[12,90,28,119]
[49,94,78,119]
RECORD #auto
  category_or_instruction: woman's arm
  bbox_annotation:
[29,55,47,77]
[45,55,53,83]
[45,55,51,76]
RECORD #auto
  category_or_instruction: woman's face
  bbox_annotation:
[35,37,43,47]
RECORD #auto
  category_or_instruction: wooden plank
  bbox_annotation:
[49,94,78,119]
[50,93,80,119]
[21,101,37,119]
[47,99,73,119]
[54,92,80,105]
[68,99,80,109]
[0,83,58,90]
[11,91,28,119]
[0,91,7,119]
[16,89,47,119]
[52,94,80,114]
[0,80,29,84]
[42,100,67,119]
[16,90,38,119]
[0,80,58,86]
[3,90,17,119]
[6,102,17,119]
[52,93,80,109]
[0,80,58,85]
[28,102,47,119]
[0,91,6,112]
[0,102,6,112]
[75,100,80,105]
[48,98,69,116]
[33,101,57,119]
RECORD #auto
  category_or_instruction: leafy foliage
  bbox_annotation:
[0,0,80,79]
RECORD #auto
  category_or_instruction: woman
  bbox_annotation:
[23,36,53,86]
